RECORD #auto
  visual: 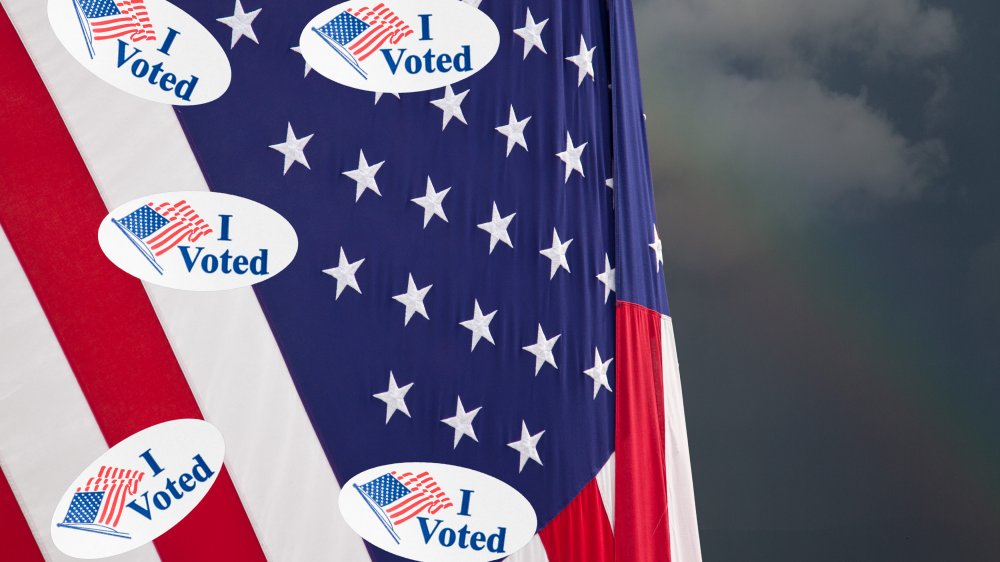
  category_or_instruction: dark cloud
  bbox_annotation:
[633,2,1000,559]
[635,0,957,240]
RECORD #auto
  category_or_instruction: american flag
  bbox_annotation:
[116,200,213,256]
[75,0,156,43]
[315,3,413,62]
[0,1,702,562]
[359,471,454,527]
[70,466,145,528]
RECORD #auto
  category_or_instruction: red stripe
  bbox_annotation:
[0,465,44,562]
[615,302,671,561]
[539,479,614,562]
[146,221,184,246]
[0,11,265,561]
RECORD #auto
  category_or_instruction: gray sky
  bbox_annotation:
[634,0,1000,559]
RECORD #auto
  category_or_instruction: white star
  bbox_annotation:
[462,0,482,8]
[430,85,469,130]
[290,45,311,77]
[342,150,384,201]
[411,177,450,228]
[373,371,413,424]
[583,348,614,398]
[477,202,515,254]
[522,324,560,375]
[374,91,400,105]
[649,226,664,272]
[217,0,260,49]
[392,274,432,326]
[269,123,312,175]
[322,247,364,299]
[605,177,614,190]
[459,300,497,350]
[539,228,573,279]
[596,253,616,303]
[496,105,531,157]
[442,397,481,448]
[565,35,596,85]
[513,8,548,59]
[507,421,544,472]
[556,132,587,182]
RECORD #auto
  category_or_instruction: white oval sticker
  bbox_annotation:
[300,0,500,93]
[98,191,298,291]
[340,463,537,561]
[47,0,231,105]
[51,419,225,559]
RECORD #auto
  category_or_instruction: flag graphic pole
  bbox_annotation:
[70,0,95,59]
[111,219,164,275]
[312,27,368,80]
[354,484,401,544]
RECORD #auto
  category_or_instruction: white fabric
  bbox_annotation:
[596,452,616,531]
[0,228,160,562]
[0,1,369,559]
[661,316,703,562]
[504,534,550,562]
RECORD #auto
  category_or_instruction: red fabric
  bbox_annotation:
[615,302,670,561]
[0,466,44,562]
[539,478,615,562]
[0,10,265,561]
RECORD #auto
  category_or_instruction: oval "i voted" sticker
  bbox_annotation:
[51,420,225,559]
[48,0,232,105]
[300,0,500,93]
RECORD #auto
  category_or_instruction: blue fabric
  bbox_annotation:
[610,0,670,315]
[171,2,664,558]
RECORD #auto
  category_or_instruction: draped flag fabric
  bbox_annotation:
[0,0,701,561]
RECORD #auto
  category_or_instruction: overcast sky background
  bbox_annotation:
[632,0,999,559]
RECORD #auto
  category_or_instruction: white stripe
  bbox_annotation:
[504,534,550,562]
[595,452,616,531]
[0,228,160,562]
[661,316,703,562]
[2,1,371,560]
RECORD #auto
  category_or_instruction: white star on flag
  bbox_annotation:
[513,8,548,59]
[342,150,384,201]
[411,177,450,228]
[290,46,310,77]
[596,253,616,303]
[441,397,481,448]
[430,85,469,130]
[565,35,596,85]
[373,371,413,424]
[556,131,587,182]
[522,324,560,375]
[649,226,664,272]
[392,274,432,326]
[583,348,614,398]
[217,0,261,49]
[459,300,497,350]
[269,123,312,175]
[374,92,400,105]
[477,202,516,254]
[322,248,364,299]
[496,105,531,157]
[508,421,544,472]
[540,228,573,279]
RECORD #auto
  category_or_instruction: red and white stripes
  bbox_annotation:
[81,466,145,527]
[387,471,454,525]
[89,0,155,42]
[347,3,413,61]
[146,201,213,256]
